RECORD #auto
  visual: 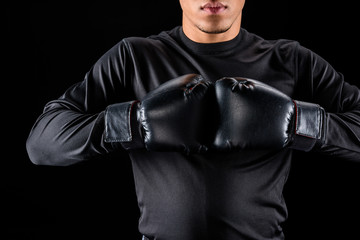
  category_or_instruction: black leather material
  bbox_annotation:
[139,74,215,153]
[294,100,324,139]
[214,77,325,151]
[104,100,137,142]
[104,100,145,150]
[104,74,215,152]
[291,100,326,151]
[104,76,325,153]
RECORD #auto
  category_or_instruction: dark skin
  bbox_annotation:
[180,0,245,43]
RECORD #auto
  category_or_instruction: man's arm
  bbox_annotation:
[26,41,133,166]
[296,45,360,161]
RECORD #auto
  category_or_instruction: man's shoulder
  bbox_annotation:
[123,27,180,47]
[240,28,300,60]
[242,28,299,49]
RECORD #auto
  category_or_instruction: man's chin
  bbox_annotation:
[196,25,231,34]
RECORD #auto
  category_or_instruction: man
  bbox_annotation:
[26,0,360,239]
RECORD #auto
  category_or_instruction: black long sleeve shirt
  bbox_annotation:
[26,26,360,240]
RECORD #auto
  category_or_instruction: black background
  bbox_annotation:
[4,1,360,239]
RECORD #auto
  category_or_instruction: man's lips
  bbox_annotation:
[201,2,227,14]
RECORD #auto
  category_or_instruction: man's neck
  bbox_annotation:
[182,21,241,44]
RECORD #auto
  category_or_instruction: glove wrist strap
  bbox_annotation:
[290,100,326,151]
[104,101,144,150]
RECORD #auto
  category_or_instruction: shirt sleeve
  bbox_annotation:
[295,44,360,161]
[26,40,135,166]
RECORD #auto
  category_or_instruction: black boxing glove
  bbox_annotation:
[213,77,326,152]
[104,74,214,153]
